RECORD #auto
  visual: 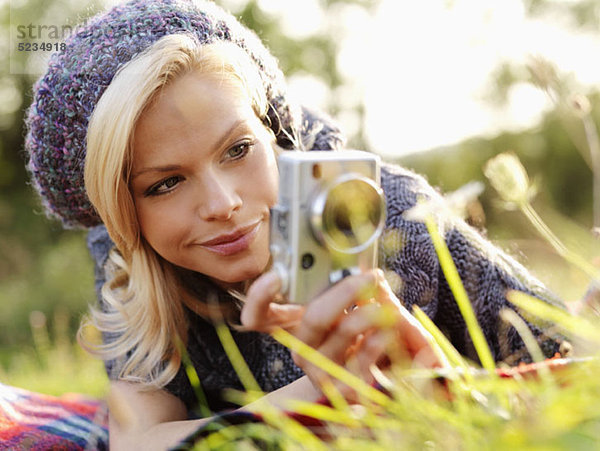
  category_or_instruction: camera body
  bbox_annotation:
[270,150,386,304]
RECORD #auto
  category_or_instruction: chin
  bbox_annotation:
[209,258,268,286]
[232,266,267,283]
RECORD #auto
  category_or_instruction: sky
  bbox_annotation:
[8,0,600,158]
[239,0,600,157]
[362,0,600,157]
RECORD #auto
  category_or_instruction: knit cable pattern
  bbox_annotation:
[87,163,567,413]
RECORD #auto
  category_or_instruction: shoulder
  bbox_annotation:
[380,162,441,210]
[379,162,442,226]
[86,224,113,268]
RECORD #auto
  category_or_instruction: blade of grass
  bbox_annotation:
[320,377,352,414]
[412,305,473,383]
[198,423,291,450]
[499,308,553,383]
[176,335,212,418]
[286,400,362,427]
[271,327,391,407]
[423,215,496,372]
[214,322,262,395]
[506,290,600,342]
[213,324,326,449]
[521,203,599,280]
[256,403,328,450]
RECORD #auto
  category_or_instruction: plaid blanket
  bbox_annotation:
[0,383,108,450]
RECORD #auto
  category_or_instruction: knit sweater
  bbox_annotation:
[87,162,565,415]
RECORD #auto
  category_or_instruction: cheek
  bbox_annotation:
[258,146,279,206]
[135,203,163,249]
[135,199,186,253]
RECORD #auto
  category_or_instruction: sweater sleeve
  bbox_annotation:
[86,225,123,379]
[379,163,566,364]
[86,225,113,301]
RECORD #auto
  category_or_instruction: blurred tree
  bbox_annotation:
[1,0,600,351]
[0,0,380,350]
[0,0,106,351]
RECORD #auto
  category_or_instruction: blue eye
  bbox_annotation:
[145,175,183,196]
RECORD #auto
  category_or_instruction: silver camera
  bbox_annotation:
[270,150,386,304]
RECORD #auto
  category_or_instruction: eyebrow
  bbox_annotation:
[131,164,182,181]
[130,119,251,181]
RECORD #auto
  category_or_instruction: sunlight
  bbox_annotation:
[356,0,600,156]
[57,0,600,157]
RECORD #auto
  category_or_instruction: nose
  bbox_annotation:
[196,172,242,221]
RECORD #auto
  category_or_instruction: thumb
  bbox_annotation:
[240,270,281,331]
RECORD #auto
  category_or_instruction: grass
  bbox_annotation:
[5,296,598,450]
[193,250,599,451]
[0,309,108,398]
[2,152,600,449]
[189,354,600,450]
[185,153,600,449]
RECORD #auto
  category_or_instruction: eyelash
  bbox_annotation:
[223,140,255,162]
[143,140,256,197]
[144,175,183,197]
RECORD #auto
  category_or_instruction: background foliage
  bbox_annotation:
[0,0,598,396]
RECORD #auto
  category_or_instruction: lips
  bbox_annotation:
[198,221,261,256]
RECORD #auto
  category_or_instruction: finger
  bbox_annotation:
[241,271,285,331]
[373,269,404,310]
[292,352,359,403]
[297,271,378,347]
[264,304,305,331]
[240,303,304,333]
[315,304,381,364]
[374,272,441,364]
[355,329,389,382]
[393,308,441,363]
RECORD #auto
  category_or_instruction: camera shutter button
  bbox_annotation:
[329,267,359,284]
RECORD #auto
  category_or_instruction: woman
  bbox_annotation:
[25,0,565,448]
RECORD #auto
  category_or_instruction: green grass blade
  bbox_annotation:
[320,377,352,413]
[424,215,496,373]
[499,308,546,364]
[412,305,473,383]
[214,322,262,394]
[286,400,362,427]
[271,327,392,407]
[176,335,212,418]
[256,402,328,450]
[499,308,553,383]
[506,290,600,342]
[521,203,600,281]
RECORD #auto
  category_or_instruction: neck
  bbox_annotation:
[210,278,253,295]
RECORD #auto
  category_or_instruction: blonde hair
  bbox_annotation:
[80,34,270,388]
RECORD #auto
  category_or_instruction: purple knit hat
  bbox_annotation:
[25,0,343,229]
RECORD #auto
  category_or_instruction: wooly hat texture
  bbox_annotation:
[25,0,343,229]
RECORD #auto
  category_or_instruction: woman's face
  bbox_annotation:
[129,70,279,284]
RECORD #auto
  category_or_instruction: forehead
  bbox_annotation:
[131,70,260,167]
[150,69,251,120]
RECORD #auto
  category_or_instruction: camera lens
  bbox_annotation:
[301,253,314,269]
[320,177,385,253]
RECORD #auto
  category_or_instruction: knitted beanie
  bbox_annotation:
[25,0,344,229]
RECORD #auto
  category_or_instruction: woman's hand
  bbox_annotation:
[241,269,444,395]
